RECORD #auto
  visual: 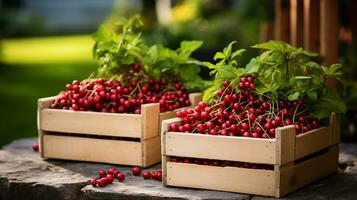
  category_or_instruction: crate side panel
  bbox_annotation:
[141,103,160,139]
[279,145,339,197]
[142,136,161,168]
[295,126,332,160]
[42,135,142,166]
[165,132,277,164]
[40,109,142,137]
[166,162,276,196]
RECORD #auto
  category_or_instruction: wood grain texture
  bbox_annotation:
[295,126,331,160]
[278,145,339,197]
[141,103,160,139]
[161,118,182,185]
[42,135,142,166]
[40,109,142,138]
[38,97,57,156]
[275,0,291,42]
[142,136,161,168]
[188,92,202,107]
[276,125,296,165]
[166,162,276,196]
[303,0,320,51]
[165,132,277,164]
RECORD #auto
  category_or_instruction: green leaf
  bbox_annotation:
[223,41,236,57]
[293,76,312,80]
[252,40,286,51]
[203,84,220,104]
[214,52,225,61]
[231,49,246,59]
[245,58,259,74]
[287,91,300,101]
[202,61,216,69]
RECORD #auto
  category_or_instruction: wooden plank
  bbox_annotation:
[141,103,160,139]
[330,112,340,145]
[42,135,142,166]
[303,0,320,52]
[276,125,296,165]
[320,0,338,66]
[278,145,339,197]
[38,97,57,156]
[188,92,202,106]
[40,109,142,138]
[290,0,304,47]
[165,132,277,164]
[295,126,331,160]
[275,0,290,42]
[260,21,275,42]
[159,112,177,126]
[161,118,182,185]
[142,136,161,168]
[166,162,276,197]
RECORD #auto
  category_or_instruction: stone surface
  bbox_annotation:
[0,138,357,200]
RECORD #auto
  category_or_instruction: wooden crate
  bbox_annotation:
[161,113,340,197]
[37,93,201,168]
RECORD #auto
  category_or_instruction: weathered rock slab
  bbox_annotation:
[0,138,357,200]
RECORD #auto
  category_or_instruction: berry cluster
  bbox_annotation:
[88,168,126,187]
[170,156,273,170]
[88,167,162,188]
[50,73,191,113]
[170,75,321,138]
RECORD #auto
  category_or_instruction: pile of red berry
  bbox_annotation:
[50,65,191,114]
[170,156,273,170]
[88,167,162,188]
[88,167,126,187]
[170,75,321,138]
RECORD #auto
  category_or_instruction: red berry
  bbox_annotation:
[89,178,97,187]
[143,171,151,179]
[169,123,179,132]
[97,178,107,187]
[116,173,125,182]
[132,166,141,176]
[105,174,114,184]
[99,170,107,178]
[32,143,39,152]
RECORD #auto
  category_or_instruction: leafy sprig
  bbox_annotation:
[92,15,208,92]
[202,40,346,120]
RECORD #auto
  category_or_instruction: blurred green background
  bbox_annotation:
[0,0,356,147]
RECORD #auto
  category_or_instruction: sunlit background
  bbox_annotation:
[0,0,356,147]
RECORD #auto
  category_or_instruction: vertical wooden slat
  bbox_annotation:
[320,0,339,65]
[275,0,291,42]
[290,0,304,47]
[303,0,320,52]
[276,125,296,165]
[260,21,275,42]
[141,103,160,139]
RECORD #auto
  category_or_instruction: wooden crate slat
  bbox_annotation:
[38,97,57,156]
[188,93,202,107]
[40,109,142,137]
[42,135,142,165]
[278,145,339,197]
[276,125,296,165]
[295,126,331,160]
[142,136,161,168]
[165,132,277,164]
[142,103,160,139]
[166,162,276,196]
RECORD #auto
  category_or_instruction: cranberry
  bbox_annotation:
[143,171,151,179]
[132,166,141,176]
[99,170,107,178]
[116,173,125,182]
[89,178,97,187]
[32,143,39,152]
[105,174,114,184]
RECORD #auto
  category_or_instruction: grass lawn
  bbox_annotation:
[0,35,97,147]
